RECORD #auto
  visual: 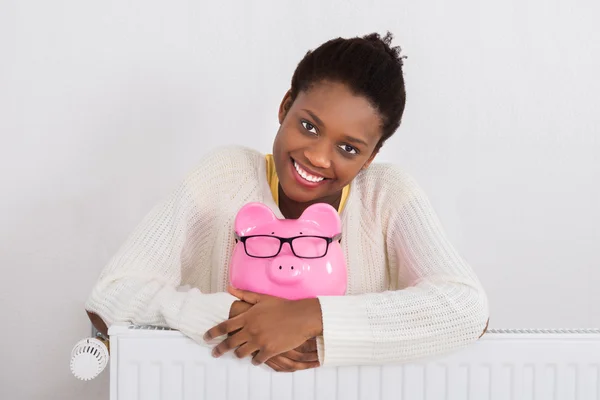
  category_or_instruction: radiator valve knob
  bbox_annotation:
[70,337,109,381]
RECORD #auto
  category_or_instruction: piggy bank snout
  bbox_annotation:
[267,255,305,285]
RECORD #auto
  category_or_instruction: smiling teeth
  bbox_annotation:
[294,161,325,183]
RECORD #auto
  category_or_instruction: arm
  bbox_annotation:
[315,168,489,366]
[85,155,236,345]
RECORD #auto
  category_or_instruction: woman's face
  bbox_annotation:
[273,80,384,204]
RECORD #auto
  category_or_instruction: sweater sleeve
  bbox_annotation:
[85,152,237,346]
[316,168,489,366]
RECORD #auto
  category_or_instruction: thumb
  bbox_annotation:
[228,286,264,304]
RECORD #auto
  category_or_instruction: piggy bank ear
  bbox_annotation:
[298,203,341,236]
[235,202,277,236]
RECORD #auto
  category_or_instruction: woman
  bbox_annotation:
[85,32,489,373]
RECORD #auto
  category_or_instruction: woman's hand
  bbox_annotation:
[227,297,320,371]
[204,287,323,367]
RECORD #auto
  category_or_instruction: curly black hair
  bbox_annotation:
[289,32,407,150]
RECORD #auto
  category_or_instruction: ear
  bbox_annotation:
[362,146,380,170]
[235,202,277,236]
[298,203,341,236]
[278,89,294,124]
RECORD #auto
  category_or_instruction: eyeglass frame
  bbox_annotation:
[234,232,342,259]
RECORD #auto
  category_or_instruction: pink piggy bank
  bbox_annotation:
[229,202,347,300]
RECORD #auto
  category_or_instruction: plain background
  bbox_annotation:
[1,0,598,398]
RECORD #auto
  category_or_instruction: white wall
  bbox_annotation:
[1,0,598,398]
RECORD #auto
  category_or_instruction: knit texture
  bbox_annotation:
[85,145,489,367]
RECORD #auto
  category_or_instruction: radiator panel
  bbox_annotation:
[109,327,600,400]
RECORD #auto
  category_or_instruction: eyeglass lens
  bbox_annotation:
[244,236,328,258]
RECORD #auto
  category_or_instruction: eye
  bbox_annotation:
[338,144,358,155]
[301,120,317,135]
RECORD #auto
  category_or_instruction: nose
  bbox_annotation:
[304,141,331,169]
[267,255,305,285]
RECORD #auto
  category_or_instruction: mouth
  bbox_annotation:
[290,157,329,187]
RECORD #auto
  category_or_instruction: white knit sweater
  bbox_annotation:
[85,145,489,367]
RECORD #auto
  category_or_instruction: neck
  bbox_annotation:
[278,185,342,219]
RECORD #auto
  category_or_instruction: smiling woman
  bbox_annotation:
[85,31,489,373]
[273,82,382,215]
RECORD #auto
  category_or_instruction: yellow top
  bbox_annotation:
[265,154,349,214]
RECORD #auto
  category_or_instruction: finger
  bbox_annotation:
[296,338,317,353]
[268,355,320,372]
[204,317,244,342]
[268,355,293,372]
[251,347,276,366]
[282,349,319,363]
[227,328,241,338]
[234,342,259,359]
[227,286,265,305]
[211,332,248,358]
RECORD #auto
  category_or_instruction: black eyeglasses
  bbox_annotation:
[234,233,342,259]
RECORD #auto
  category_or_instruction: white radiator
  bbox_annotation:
[108,326,600,400]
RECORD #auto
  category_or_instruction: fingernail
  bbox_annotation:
[203,333,210,342]
[212,348,218,358]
